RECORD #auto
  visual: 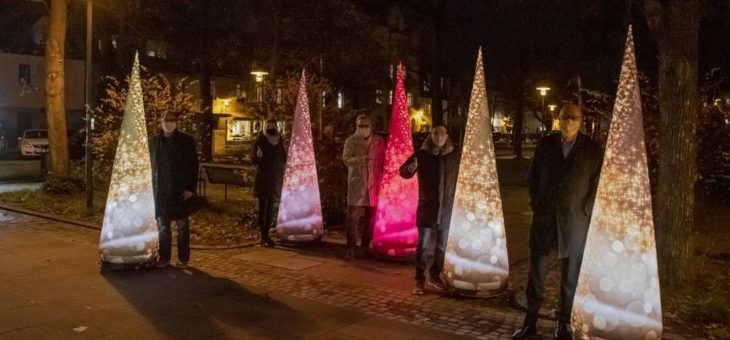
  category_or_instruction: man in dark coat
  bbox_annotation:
[400,123,461,295]
[149,112,199,269]
[513,104,603,340]
[252,118,287,247]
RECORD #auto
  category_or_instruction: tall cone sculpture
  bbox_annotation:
[571,26,662,339]
[443,49,509,294]
[372,63,419,257]
[99,53,158,265]
[276,70,323,242]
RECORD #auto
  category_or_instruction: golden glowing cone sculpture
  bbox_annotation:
[443,49,509,294]
[571,26,662,339]
[99,53,159,264]
[276,70,323,242]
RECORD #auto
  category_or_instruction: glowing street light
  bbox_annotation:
[548,104,559,131]
[251,69,269,83]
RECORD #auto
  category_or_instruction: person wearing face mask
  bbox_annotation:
[149,112,199,269]
[252,118,287,248]
[513,104,603,340]
[342,114,385,260]
[399,123,461,295]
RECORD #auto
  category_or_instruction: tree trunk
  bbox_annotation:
[45,0,69,178]
[512,81,525,159]
[644,0,700,291]
[198,0,213,162]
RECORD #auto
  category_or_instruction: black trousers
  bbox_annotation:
[258,196,275,241]
[157,217,190,263]
[525,250,583,325]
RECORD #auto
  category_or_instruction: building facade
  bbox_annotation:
[0,53,85,149]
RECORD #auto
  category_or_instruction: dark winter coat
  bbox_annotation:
[399,137,461,229]
[527,132,603,258]
[252,132,287,199]
[149,130,199,219]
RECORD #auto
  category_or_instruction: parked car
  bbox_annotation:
[18,129,49,157]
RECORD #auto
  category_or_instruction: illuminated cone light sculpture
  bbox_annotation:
[571,26,662,339]
[99,53,159,265]
[372,63,419,258]
[443,49,509,294]
[276,70,323,242]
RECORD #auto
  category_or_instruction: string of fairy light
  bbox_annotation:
[571,26,663,340]
[372,63,419,257]
[99,53,158,264]
[276,70,324,242]
[444,49,509,293]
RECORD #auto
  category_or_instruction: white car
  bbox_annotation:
[19,129,49,157]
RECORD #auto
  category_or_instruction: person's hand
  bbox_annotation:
[256,147,263,158]
[183,190,194,200]
[407,158,418,173]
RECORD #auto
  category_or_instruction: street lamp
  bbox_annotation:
[536,86,551,131]
[251,69,269,83]
[548,104,558,131]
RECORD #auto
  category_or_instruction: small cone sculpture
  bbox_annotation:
[443,49,509,294]
[99,53,159,265]
[571,26,663,339]
[371,63,419,258]
[276,70,323,242]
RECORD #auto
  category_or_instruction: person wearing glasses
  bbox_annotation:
[342,114,386,260]
[513,104,603,340]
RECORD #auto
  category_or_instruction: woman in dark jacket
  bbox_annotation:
[252,118,287,247]
[399,123,461,295]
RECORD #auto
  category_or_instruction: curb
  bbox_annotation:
[0,203,258,250]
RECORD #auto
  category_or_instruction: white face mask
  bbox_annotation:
[357,127,372,138]
[162,121,177,134]
[559,118,581,139]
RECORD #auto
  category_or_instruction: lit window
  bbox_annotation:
[407,92,413,106]
[146,50,155,57]
[337,91,344,109]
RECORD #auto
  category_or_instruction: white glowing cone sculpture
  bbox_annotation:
[99,53,159,264]
[276,70,323,242]
[571,26,662,339]
[443,49,509,294]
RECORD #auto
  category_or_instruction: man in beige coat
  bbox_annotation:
[342,114,386,260]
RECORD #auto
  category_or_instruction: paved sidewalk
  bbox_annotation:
[0,208,549,340]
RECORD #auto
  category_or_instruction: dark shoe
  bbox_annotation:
[260,239,275,248]
[344,249,355,261]
[175,261,188,269]
[511,323,537,339]
[427,276,446,291]
[412,281,425,295]
[155,259,170,269]
[554,321,571,340]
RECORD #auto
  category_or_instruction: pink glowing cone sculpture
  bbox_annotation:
[372,63,419,257]
[571,26,662,339]
[444,49,509,294]
[276,70,323,242]
[99,53,158,265]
